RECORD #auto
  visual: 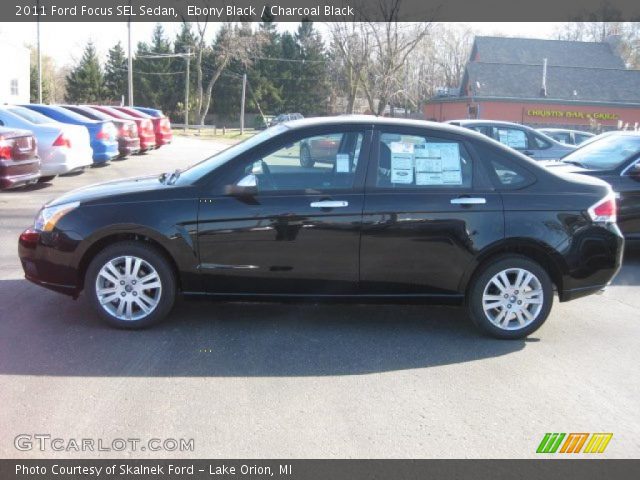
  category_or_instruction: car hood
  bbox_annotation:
[46,175,168,207]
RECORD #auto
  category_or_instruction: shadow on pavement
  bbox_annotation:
[612,247,640,286]
[0,279,527,377]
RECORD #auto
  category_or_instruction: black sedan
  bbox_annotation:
[18,117,623,339]
[544,131,640,244]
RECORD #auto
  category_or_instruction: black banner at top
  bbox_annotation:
[4,0,640,22]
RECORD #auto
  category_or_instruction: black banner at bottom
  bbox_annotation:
[1,460,639,480]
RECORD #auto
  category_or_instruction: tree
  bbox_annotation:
[329,23,370,113]
[292,21,329,115]
[65,42,105,103]
[104,42,127,102]
[134,24,174,109]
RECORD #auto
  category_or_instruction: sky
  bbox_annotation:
[0,22,565,67]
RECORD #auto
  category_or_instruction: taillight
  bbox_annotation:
[588,193,617,223]
[96,123,117,141]
[0,137,12,159]
[142,119,153,134]
[52,133,71,148]
[19,229,40,249]
[130,123,138,137]
[160,117,171,132]
[96,130,110,140]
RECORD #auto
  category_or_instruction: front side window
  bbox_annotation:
[375,132,472,189]
[233,130,365,193]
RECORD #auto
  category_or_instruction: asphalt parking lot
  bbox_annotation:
[0,136,639,458]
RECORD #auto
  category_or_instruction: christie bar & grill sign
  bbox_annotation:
[526,109,619,120]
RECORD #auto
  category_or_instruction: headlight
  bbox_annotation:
[34,201,80,232]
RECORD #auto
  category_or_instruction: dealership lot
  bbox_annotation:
[0,135,639,458]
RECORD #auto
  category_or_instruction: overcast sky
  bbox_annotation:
[0,22,564,67]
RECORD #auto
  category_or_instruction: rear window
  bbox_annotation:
[562,134,640,170]
[474,142,535,189]
[7,107,53,125]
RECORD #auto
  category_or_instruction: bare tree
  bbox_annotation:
[329,23,370,113]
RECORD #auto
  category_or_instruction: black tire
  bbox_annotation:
[85,241,176,329]
[38,176,56,183]
[300,145,315,168]
[467,255,553,339]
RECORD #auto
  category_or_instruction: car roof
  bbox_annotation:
[538,128,594,135]
[446,119,535,128]
[282,115,479,134]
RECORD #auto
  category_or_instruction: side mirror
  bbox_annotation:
[629,163,640,180]
[225,174,258,196]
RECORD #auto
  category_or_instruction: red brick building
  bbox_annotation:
[423,36,640,131]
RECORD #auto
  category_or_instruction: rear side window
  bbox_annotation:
[474,143,534,189]
[495,127,528,150]
[531,133,552,149]
[375,132,472,189]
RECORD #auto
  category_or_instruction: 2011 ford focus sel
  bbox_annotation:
[18,117,623,339]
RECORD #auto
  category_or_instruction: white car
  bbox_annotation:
[0,105,93,182]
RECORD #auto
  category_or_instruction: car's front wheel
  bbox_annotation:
[467,255,553,339]
[86,241,176,328]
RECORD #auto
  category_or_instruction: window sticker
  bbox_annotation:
[336,153,350,173]
[415,142,462,185]
[390,142,414,184]
[498,129,527,149]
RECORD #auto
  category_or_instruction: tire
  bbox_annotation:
[85,241,176,329]
[467,255,553,339]
[38,176,56,183]
[300,145,315,168]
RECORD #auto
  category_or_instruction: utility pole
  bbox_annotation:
[36,0,42,103]
[184,47,190,130]
[240,73,247,134]
[127,13,133,106]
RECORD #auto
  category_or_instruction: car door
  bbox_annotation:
[197,125,371,295]
[360,127,504,296]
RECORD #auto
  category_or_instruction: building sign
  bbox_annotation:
[526,109,619,121]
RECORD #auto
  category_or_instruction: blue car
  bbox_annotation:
[21,105,119,164]
[133,106,164,118]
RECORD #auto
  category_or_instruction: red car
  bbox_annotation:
[88,105,156,153]
[114,106,173,148]
[0,127,40,189]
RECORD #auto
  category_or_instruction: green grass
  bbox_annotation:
[173,128,257,142]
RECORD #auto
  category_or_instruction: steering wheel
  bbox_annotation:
[258,160,276,190]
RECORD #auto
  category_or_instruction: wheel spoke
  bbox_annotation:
[98,270,119,285]
[124,256,132,277]
[131,258,142,278]
[116,298,126,317]
[134,298,150,314]
[99,292,119,305]
[515,311,526,325]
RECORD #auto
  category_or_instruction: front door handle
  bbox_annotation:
[450,197,486,205]
[310,200,349,208]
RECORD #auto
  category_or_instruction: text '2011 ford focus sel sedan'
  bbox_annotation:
[18,117,623,339]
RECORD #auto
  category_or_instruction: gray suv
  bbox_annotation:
[446,120,575,160]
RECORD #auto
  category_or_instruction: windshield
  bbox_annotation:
[8,106,56,125]
[561,134,640,170]
[174,124,289,185]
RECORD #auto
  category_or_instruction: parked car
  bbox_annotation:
[61,105,140,158]
[0,106,92,182]
[446,119,575,160]
[0,127,40,189]
[299,133,341,167]
[542,131,640,244]
[133,106,163,118]
[21,105,118,164]
[113,106,172,148]
[18,117,623,339]
[89,105,156,152]
[537,128,595,146]
[269,113,303,127]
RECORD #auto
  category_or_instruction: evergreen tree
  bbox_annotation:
[171,23,196,121]
[65,42,105,103]
[293,21,329,115]
[104,41,127,102]
[134,24,173,109]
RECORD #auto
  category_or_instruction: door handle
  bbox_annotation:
[450,197,486,205]
[310,200,349,208]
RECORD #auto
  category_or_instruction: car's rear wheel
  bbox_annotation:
[85,241,176,328]
[467,255,553,339]
[300,144,315,168]
[38,176,56,183]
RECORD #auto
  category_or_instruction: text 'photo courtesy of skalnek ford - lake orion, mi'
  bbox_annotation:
[1,1,640,478]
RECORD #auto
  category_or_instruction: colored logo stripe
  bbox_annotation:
[560,433,589,453]
[537,433,613,453]
[583,433,613,453]
[537,433,566,453]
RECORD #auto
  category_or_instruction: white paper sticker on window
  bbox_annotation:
[336,154,350,173]
[415,142,462,185]
[498,129,527,149]
[390,142,414,184]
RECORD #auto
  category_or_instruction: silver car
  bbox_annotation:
[446,119,576,160]
[0,106,93,182]
[537,128,595,146]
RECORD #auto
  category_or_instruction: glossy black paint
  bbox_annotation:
[19,117,624,305]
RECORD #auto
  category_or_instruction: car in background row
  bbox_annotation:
[0,127,40,189]
[62,105,140,158]
[21,105,118,164]
[269,113,303,127]
[0,106,92,182]
[19,117,623,339]
[133,106,163,118]
[446,119,575,160]
[89,105,156,153]
[543,131,640,244]
[537,128,595,146]
[113,106,173,148]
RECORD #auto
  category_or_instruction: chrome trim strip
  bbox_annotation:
[199,263,260,270]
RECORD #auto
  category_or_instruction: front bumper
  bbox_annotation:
[0,158,41,189]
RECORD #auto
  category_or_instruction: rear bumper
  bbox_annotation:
[0,158,40,189]
[91,143,119,163]
[155,133,173,147]
[40,148,93,176]
[139,137,157,152]
[118,137,141,156]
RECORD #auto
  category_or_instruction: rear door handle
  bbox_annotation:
[310,200,349,208]
[450,197,486,205]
